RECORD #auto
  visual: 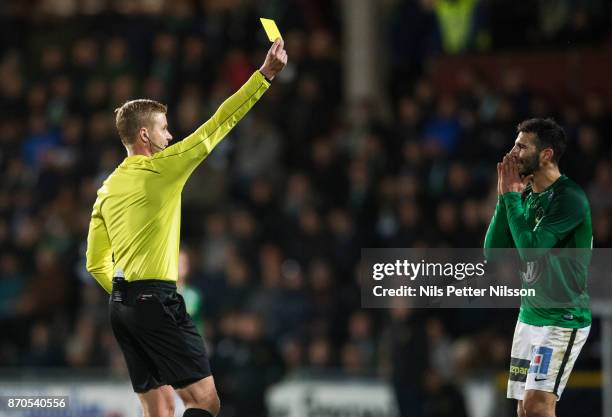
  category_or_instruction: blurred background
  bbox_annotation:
[0,0,611,416]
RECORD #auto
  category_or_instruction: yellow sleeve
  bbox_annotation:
[86,198,114,294]
[151,70,271,185]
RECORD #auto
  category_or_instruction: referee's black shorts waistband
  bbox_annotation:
[112,277,176,291]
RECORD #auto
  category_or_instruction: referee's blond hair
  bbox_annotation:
[114,99,167,145]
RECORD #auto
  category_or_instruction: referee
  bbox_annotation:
[86,39,287,417]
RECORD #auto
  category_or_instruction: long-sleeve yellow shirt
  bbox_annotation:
[86,71,270,293]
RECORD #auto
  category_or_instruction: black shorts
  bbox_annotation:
[109,278,211,393]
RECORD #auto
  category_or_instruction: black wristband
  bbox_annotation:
[183,409,214,417]
[259,70,273,83]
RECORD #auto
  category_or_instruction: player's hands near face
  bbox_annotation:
[500,153,532,194]
[259,38,288,81]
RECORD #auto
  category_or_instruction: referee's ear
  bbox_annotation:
[137,127,149,144]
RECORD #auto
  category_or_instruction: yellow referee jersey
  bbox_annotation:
[86,71,270,293]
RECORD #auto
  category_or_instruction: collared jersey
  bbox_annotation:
[86,71,270,293]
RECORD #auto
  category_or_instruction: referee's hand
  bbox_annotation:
[259,38,288,81]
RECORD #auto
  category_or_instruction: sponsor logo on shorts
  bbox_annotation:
[137,293,154,301]
[509,357,530,382]
[529,346,553,381]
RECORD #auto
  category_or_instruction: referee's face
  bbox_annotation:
[148,112,173,153]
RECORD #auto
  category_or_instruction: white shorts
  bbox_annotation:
[507,320,590,401]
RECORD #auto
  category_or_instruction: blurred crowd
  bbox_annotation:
[1,1,612,417]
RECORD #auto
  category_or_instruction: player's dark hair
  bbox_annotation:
[114,99,167,145]
[516,118,567,165]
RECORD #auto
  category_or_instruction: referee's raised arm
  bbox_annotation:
[149,38,288,186]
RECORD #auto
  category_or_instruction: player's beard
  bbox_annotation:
[518,152,539,176]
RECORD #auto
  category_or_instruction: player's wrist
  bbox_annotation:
[502,191,521,199]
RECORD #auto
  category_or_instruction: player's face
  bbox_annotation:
[148,112,173,152]
[511,132,539,176]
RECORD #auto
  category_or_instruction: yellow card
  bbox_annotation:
[260,18,282,42]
